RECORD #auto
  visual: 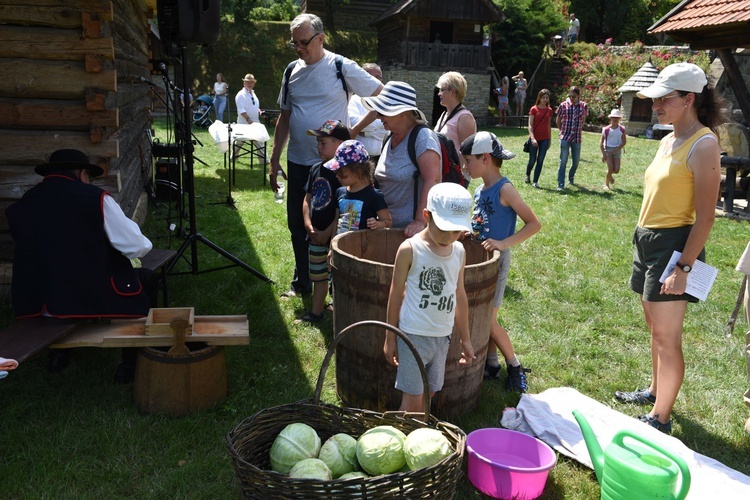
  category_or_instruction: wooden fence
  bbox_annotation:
[399,42,490,69]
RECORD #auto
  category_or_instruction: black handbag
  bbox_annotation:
[524,107,550,153]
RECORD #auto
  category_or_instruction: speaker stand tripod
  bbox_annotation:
[166,44,273,285]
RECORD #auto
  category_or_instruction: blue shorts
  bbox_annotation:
[395,333,450,396]
[492,249,511,308]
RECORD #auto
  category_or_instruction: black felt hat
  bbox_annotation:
[35,149,104,178]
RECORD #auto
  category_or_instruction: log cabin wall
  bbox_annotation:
[0,0,156,261]
[302,0,392,31]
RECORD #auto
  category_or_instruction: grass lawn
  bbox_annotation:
[1,118,749,498]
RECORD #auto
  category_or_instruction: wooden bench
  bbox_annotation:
[0,317,83,364]
[140,248,177,307]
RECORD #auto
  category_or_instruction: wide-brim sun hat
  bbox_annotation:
[35,149,104,177]
[608,108,622,118]
[361,81,427,122]
[636,62,707,99]
[426,183,472,232]
[460,131,515,160]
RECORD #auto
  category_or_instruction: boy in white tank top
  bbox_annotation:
[384,183,477,412]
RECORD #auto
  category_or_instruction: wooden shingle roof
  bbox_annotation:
[649,0,750,49]
[618,61,660,93]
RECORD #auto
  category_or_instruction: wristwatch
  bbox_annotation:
[676,261,692,273]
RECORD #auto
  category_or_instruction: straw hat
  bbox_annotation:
[361,81,427,122]
[242,74,256,82]
[35,149,104,177]
[608,108,622,118]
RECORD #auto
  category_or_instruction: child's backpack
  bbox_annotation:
[382,124,467,218]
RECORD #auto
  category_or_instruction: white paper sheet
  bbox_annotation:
[658,251,718,301]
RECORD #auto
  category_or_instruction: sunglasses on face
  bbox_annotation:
[289,32,321,49]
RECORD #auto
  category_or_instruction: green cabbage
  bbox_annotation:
[288,458,332,480]
[318,433,359,478]
[356,425,407,476]
[338,471,369,480]
[269,423,321,474]
[403,428,452,470]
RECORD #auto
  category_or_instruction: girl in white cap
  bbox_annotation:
[600,108,627,190]
[614,62,728,434]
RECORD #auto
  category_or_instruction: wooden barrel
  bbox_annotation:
[330,229,499,418]
[133,344,228,416]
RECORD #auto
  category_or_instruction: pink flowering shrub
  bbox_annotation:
[556,42,710,125]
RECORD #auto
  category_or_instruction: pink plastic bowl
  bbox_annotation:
[467,428,557,500]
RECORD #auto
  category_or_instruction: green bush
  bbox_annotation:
[558,41,711,125]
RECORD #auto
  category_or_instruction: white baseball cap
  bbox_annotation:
[459,131,515,160]
[426,183,472,232]
[636,62,707,99]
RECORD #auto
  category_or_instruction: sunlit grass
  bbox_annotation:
[1,118,748,498]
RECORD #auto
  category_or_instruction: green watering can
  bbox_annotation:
[573,410,691,500]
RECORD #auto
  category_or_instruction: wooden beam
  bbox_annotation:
[0,59,116,100]
[0,166,121,200]
[0,1,113,28]
[0,99,118,130]
[0,26,114,61]
[0,130,118,166]
[717,49,750,125]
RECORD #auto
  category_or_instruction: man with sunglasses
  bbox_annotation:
[269,13,382,298]
[555,86,588,191]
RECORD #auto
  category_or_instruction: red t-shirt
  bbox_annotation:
[528,105,553,141]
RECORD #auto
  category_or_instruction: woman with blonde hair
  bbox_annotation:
[435,72,476,164]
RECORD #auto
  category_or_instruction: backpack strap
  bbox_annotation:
[282,55,348,106]
[281,61,297,105]
[408,124,428,219]
[334,54,349,99]
[436,104,465,133]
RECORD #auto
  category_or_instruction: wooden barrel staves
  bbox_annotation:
[133,318,228,416]
[330,229,500,418]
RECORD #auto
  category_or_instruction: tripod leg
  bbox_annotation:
[195,234,274,284]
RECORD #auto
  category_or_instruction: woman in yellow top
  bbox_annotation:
[615,62,727,433]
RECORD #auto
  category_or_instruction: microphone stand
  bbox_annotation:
[166,43,273,284]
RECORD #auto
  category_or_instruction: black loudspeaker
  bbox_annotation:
[154,159,181,202]
[158,0,220,46]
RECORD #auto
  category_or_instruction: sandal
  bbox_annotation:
[614,388,655,405]
[637,413,672,434]
[298,311,324,323]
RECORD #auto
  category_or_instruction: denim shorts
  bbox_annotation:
[629,226,703,303]
[492,249,511,308]
[395,333,450,396]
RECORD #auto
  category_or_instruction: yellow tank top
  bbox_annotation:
[637,127,715,229]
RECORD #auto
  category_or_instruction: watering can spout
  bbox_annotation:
[572,410,605,484]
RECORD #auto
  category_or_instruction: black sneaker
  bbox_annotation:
[483,362,501,380]
[506,364,531,393]
[637,413,672,434]
[615,388,656,405]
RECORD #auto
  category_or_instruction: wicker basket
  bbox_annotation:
[227,320,467,499]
